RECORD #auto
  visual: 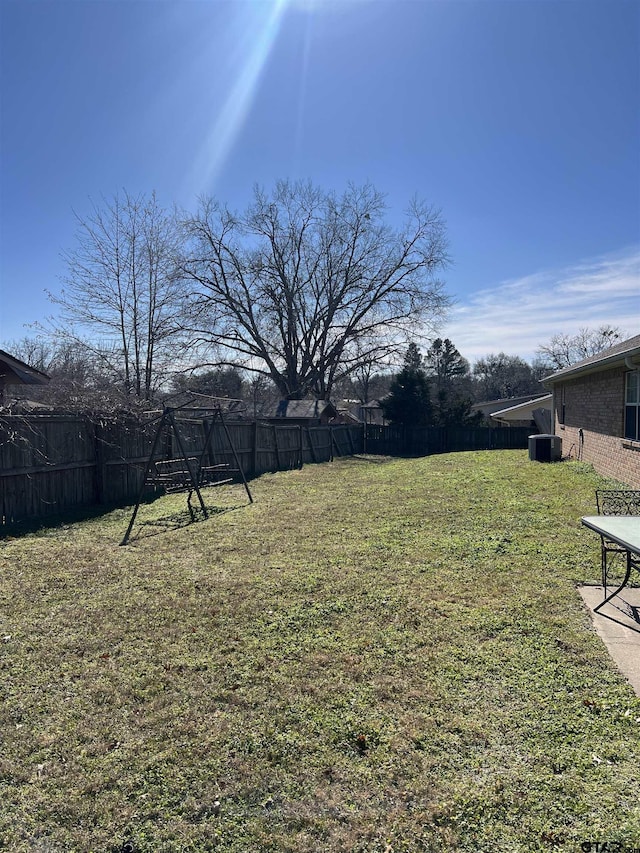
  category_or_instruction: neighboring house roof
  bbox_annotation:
[269,399,338,420]
[0,397,51,413]
[471,393,549,418]
[490,394,552,422]
[0,349,50,390]
[543,334,640,385]
[490,394,553,432]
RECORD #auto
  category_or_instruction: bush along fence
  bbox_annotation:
[0,413,363,529]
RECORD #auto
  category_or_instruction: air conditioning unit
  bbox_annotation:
[528,433,562,463]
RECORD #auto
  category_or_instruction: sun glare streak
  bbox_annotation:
[292,10,314,177]
[185,0,289,198]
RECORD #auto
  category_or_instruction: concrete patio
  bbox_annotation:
[579,585,640,696]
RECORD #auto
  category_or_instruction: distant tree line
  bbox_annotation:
[0,181,625,421]
[4,325,624,422]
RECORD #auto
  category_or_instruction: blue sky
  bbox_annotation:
[1,0,638,364]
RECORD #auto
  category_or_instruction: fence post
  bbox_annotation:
[298,425,303,469]
[272,424,281,470]
[93,419,106,504]
[307,426,317,463]
[252,420,259,476]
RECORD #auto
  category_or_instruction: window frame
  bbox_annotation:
[624,370,640,441]
[557,385,565,426]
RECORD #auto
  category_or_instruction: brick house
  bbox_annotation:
[543,333,640,487]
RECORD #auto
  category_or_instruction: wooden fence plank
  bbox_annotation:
[364,424,532,456]
[1,415,524,530]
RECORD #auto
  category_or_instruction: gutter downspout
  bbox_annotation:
[624,356,640,371]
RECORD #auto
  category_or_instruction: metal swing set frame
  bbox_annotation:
[120,400,253,545]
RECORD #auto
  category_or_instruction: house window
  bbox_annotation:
[557,386,565,425]
[625,371,640,441]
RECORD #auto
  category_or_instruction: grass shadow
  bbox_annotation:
[1,499,144,542]
[347,454,393,464]
[123,504,244,545]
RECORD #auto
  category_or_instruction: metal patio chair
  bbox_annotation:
[595,489,640,596]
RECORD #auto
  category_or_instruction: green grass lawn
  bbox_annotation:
[1,450,639,852]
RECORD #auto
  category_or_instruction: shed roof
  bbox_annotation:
[543,334,640,385]
[271,399,338,419]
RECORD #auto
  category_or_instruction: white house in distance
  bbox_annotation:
[489,394,553,432]
[471,392,551,428]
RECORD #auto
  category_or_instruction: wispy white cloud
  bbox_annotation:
[443,247,640,364]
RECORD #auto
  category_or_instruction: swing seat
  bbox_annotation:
[150,459,237,492]
[199,464,236,486]
[150,457,199,491]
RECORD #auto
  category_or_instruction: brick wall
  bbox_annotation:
[552,366,640,488]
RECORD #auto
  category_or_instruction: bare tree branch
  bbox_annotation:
[40,191,187,401]
[180,181,450,399]
[537,325,625,369]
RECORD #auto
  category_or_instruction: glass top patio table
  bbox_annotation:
[581,516,640,619]
[581,516,640,555]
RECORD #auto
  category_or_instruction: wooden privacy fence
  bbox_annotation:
[1,414,535,529]
[0,414,363,529]
[364,424,533,456]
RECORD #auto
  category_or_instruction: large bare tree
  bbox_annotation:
[180,181,450,399]
[537,325,624,370]
[472,353,540,400]
[43,191,185,401]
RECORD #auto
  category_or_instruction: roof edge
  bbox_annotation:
[543,340,640,386]
[0,349,50,384]
[490,394,552,418]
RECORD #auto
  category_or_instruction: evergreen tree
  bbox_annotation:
[380,344,433,426]
[424,338,468,388]
[423,338,480,425]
